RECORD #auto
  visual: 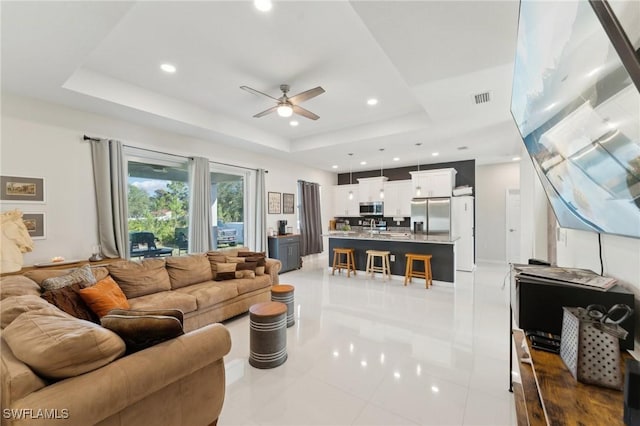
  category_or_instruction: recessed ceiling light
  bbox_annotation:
[393,157,400,161]
[332,165,338,169]
[512,156,521,161]
[289,120,299,127]
[254,0,272,12]
[432,152,439,157]
[160,63,176,73]
[367,98,378,106]
[457,146,468,150]
[360,161,367,165]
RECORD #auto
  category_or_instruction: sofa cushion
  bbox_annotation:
[0,337,48,403]
[107,258,172,298]
[101,314,184,353]
[235,274,272,294]
[0,275,41,300]
[174,281,239,309]
[78,276,130,317]
[108,308,184,325]
[166,254,213,289]
[40,264,96,291]
[41,283,99,323]
[2,306,126,379]
[225,256,246,263]
[1,295,52,328]
[127,291,198,314]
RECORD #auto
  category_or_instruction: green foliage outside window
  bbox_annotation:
[128,181,188,246]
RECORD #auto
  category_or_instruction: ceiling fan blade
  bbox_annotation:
[253,105,279,118]
[240,86,279,101]
[288,86,325,104]
[292,105,320,120]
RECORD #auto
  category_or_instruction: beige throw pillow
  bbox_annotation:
[3,306,125,379]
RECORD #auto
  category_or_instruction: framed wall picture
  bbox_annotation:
[283,193,295,214]
[22,212,46,239]
[268,192,281,214]
[0,175,45,202]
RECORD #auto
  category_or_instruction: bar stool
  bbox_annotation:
[271,284,295,327]
[332,248,357,277]
[365,250,391,280]
[404,253,433,288]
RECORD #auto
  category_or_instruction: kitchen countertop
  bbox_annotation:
[324,231,459,244]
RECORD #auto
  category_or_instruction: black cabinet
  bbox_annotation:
[268,235,301,273]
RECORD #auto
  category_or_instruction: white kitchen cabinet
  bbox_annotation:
[451,196,475,271]
[383,180,412,217]
[333,184,360,217]
[409,169,457,197]
[357,177,388,202]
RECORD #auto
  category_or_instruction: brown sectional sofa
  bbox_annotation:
[0,248,282,426]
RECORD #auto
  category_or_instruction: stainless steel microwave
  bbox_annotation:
[359,202,384,216]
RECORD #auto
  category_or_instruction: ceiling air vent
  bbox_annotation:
[473,91,491,105]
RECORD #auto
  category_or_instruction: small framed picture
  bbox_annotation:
[283,193,295,214]
[0,175,45,203]
[22,212,46,239]
[268,192,281,214]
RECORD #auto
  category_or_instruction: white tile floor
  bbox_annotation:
[219,256,516,426]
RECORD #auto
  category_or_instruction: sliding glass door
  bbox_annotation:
[211,166,249,249]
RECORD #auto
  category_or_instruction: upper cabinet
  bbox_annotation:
[409,169,457,198]
[383,180,412,217]
[333,184,360,217]
[357,177,388,202]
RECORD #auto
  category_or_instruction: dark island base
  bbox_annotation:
[328,238,455,283]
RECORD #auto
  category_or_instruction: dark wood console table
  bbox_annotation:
[511,329,631,425]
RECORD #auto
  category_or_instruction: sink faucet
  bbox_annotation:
[369,219,375,233]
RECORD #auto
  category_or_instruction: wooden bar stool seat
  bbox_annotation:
[332,248,357,277]
[404,253,433,288]
[365,250,391,280]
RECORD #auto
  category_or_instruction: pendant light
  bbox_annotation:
[379,148,385,199]
[415,143,422,196]
[348,153,354,200]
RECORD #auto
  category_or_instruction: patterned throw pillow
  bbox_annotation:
[41,265,97,291]
[215,272,237,281]
[235,270,256,279]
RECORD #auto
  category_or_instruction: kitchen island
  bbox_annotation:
[326,232,458,283]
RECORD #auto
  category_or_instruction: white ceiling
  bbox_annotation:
[1,1,524,172]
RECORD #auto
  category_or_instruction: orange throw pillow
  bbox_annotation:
[78,276,130,317]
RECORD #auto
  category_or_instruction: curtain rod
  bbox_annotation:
[83,134,266,173]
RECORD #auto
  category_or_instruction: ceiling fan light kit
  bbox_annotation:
[241,84,325,120]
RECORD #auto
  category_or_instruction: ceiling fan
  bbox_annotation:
[240,84,325,120]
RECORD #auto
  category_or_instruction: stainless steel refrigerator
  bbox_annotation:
[410,197,451,237]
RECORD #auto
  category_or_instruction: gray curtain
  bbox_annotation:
[90,139,128,258]
[253,169,267,252]
[188,157,213,253]
[298,180,323,256]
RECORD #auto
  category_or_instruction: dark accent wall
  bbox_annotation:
[338,159,475,188]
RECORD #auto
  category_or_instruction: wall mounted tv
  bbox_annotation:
[511,0,640,238]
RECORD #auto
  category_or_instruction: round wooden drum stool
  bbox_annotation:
[249,302,288,369]
[271,284,295,327]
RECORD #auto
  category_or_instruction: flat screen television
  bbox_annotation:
[511,0,640,238]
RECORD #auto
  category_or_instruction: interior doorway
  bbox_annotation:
[506,188,521,264]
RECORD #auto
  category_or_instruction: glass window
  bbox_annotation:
[211,168,247,249]
[127,157,189,258]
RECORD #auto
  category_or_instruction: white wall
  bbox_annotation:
[1,94,336,265]
[475,162,520,263]
[519,151,549,263]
